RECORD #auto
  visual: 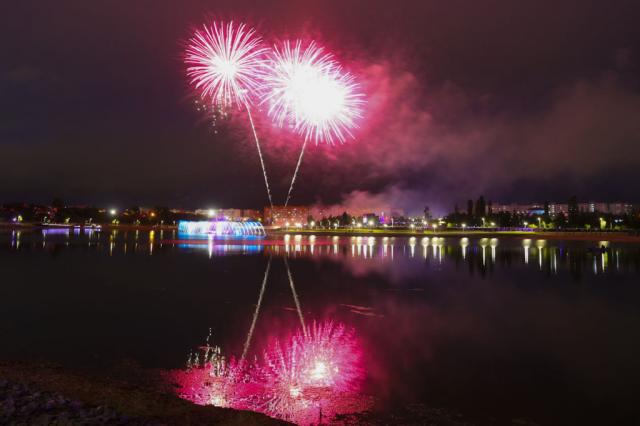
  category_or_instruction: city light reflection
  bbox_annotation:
[2,231,634,279]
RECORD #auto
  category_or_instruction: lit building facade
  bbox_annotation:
[242,209,262,220]
[492,202,634,216]
[263,206,310,227]
[194,208,259,221]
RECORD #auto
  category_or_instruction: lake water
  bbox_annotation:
[1,228,640,424]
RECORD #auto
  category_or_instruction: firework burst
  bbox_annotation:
[185,21,274,207]
[262,40,364,145]
[185,21,266,109]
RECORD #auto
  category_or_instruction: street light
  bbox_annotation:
[109,209,117,216]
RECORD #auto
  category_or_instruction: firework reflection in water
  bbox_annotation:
[176,334,246,408]
[168,321,366,424]
[259,321,364,421]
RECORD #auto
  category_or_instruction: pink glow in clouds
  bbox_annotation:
[166,320,366,424]
[185,21,267,109]
[261,40,365,144]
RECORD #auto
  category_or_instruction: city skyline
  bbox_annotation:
[3,197,637,223]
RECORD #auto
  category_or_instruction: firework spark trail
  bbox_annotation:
[261,40,364,205]
[185,21,273,207]
[284,139,308,207]
[284,256,306,336]
[245,106,273,208]
[241,255,272,361]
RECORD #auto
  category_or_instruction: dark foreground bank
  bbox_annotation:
[0,362,284,425]
[0,362,503,425]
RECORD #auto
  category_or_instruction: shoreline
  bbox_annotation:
[0,361,482,425]
[0,362,285,425]
[2,222,640,243]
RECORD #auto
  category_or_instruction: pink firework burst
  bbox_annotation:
[261,40,364,144]
[185,21,267,109]
[261,321,363,396]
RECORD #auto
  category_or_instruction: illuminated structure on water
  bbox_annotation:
[178,220,265,238]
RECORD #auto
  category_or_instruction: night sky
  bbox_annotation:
[2,0,640,214]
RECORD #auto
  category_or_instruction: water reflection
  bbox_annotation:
[2,230,639,280]
[460,237,469,260]
[2,229,640,424]
[167,255,368,424]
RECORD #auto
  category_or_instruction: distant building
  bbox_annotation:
[382,208,406,219]
[311,206,404,220]
[194,208,215,217]
[609,203,634,215]
[362,213,380,225]
[218,209,243,220]
[263,206,310,227]
[492,201,634,217]
[493,203,537,215]
[578,202,634,215]
[194,208,251,220]
[548,203,568,216]
[242,209,262,221]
